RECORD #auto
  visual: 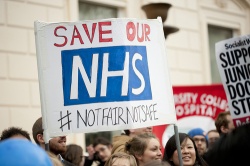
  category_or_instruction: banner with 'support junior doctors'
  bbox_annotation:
[216,34,250,127]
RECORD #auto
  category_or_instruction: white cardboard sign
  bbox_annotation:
[216,34,250,127]
[34,18,177,138]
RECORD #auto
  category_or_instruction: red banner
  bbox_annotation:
[153,84,228,152]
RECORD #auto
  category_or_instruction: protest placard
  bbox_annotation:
[153,84,228,151]
[34,18,177,138]
[216,34,250,127]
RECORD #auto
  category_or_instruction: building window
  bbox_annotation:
[208,25,233,83]
[79,2,117,20]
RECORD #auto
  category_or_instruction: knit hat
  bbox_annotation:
[188,128,208,140]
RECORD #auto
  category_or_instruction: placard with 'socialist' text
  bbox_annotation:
[216,34,250,127]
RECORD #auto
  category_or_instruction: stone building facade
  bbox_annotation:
[0,0,249,148]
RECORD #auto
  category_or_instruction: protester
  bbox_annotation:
[32,117,74,166]
[215,111,235,136]
[84,137,112,166]
[112,126,153,154]
[111,133,131,154]
[163,133,208,166]
[0,138,53,166]
[104,152,137,166]
[206,129,219,150]
[187,128,208,156]
[0,126,31,141]
[205,123,250,166]
[125,133,162,166]
[61,144,84,166]
[84,144,96,166]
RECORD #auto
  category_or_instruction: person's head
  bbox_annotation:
[111,135,131,154]
[125,133,162,166]
[93,137,113,162]
[205,123,250,166]
[104,152,138,166]
[215,111,235,135]
[163,133,207,166]
[0,138,53,166]
[48,136,67,156]
[206,129,219,150]
[0,127,31,141]
[32,117,44,145]
[124,127,153,137]
[187,128,208,156]
[61,144,84,166]
[32,117,67,155]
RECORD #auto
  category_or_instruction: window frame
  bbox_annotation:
[200,1,246,83]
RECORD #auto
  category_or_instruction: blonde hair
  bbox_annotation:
[104,152,137,166]
[47,152,63,166]
[125,133,157,156]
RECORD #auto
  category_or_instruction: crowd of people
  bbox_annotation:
[0,111,248,166]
